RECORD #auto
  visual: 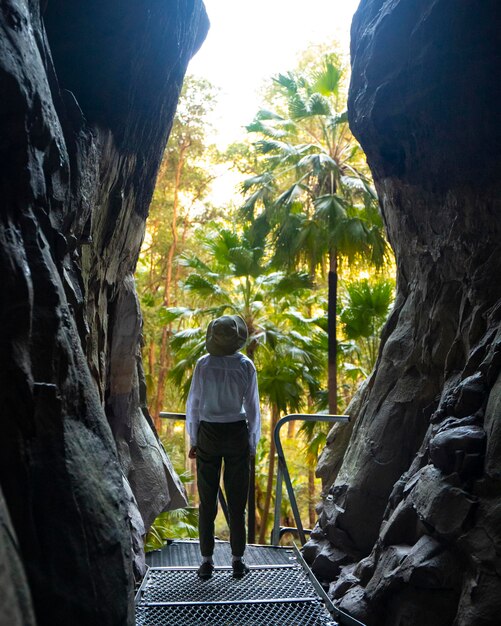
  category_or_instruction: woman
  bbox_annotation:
[186,314,261,579]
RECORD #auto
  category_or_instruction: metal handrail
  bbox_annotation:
[292,543,367,626]
[160,411,350,547]
[271,413,349,546]
[159,412,230,525]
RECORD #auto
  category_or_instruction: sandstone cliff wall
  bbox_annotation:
[0,2,208,624]
[306,2,501,625]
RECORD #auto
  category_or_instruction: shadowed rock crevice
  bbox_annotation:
[306,2,501,625]
[0,1,208,624]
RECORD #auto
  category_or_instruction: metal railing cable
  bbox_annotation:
[271,413,349,546]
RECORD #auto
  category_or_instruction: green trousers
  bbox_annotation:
[196,420,250,557]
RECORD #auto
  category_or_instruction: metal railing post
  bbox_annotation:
[271,461,284,546]
[271,413,349,546]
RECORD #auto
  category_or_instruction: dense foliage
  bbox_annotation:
[138,48,395,549]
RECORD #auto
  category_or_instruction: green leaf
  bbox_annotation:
[141,293,156,308]
[297,152,337,174]
[312,62,342,96]
[273,72,299,94]
[183,274,223,298]
[307,93,332,116]
[158,306,193,325]
[275,183,304,207]
[242,172,274,192]
[228,246,256,275]
[314,194,348,222]
[288,94,309,119]
[327,110,348,128]
[256,109,286,121]
[256,139,296,156]
[266,271,312,297]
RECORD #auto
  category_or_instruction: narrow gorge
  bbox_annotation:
[1,1,499,625]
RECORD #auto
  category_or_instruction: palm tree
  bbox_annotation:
[255,347,302,543]
[175,226,312,354]
[165,225,320,542]
[242,54,389,414]
[340,277,395,373]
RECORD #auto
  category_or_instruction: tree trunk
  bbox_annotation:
[152,326,170,430]
[328,250,338,414]
[174,212,190,302]
[244,318,257,542]
[151,146,187,425]
[147,338,156,415]
[258,404,279,544]
[307,395,317,527]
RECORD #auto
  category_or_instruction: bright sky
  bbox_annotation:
[189,0,360,146]
[187,0,360,207]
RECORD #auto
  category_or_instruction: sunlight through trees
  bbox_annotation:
[138,46,395,548]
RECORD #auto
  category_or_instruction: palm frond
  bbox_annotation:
[311,61,342,96]
[240,186,273,218]
[183,274,224,298]
[242,172,274,192]
[274,183,305,207]
[307,93,332,117]
[158,306,194,325]
[205,229,241,265]
[288,94,309,119]
[340,278,394,341]
[256,109,286,121]
[227,246,257,276]
[247,118,288,139]
[273,72,299,95]
[366,226,390,268]
[340,175,367,191]
[178,253,211,272]
[331,217,368,259]
[314,194,348,222]
[266,271,312,297]
[256,139,296,156]
[297,152,337,175]
[244,213,271,250]
[327,110,348,129]
[283,310,321,328]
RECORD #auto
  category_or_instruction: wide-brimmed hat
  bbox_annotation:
[206,315,248,356]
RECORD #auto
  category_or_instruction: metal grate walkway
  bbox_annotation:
[136,541,341,625]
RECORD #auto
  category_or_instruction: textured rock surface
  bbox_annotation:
[307,1,501,624]
[0,489,36,626]
[0,1,207,624]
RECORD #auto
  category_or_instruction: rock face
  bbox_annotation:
[305,2,501,625]
[0,1,207,625]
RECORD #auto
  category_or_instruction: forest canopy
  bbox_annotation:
[135,46,395,548]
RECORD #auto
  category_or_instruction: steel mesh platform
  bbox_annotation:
[146,539,296,567]
[141,565,317,604]
[136,541,341,626]
[136,599,337,626]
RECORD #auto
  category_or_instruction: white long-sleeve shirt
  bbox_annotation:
[186,352,261,453]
